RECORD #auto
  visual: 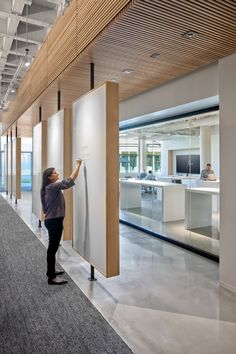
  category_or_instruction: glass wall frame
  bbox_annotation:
[119,111,220,260]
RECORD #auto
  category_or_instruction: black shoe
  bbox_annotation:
[48,277,68,285]
[55,270,65,276]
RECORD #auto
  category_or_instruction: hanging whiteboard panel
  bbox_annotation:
[7,141,12,196]
[47,109,73,241]
[73,82,119,278]
[47,111,64,179]
[32,121,47,220]
[12,138,21,199]
[4,144,8,192]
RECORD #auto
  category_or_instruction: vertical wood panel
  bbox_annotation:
[106,81,119,277]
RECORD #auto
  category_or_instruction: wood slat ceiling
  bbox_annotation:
[2,0,236,136]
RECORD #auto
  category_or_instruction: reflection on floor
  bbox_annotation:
[3,192,236,354]
[120,192,219,256]
[191,226,219,238]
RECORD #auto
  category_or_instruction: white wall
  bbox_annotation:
[120,62,219,122]
[219,52,236,293]
[160,136,199,176]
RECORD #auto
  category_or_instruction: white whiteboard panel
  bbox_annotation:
[4,144,8,192]
[47,111,64,179]
[7,141,12,196]
[12,138,21,199]
[73,85,107,274]
[32,122,44,219]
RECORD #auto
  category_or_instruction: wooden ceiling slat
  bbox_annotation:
[134,1,236,41]
[194,0,236,19]
[0,0,132,133]
[2,0,236,136]
[109,21,235,58]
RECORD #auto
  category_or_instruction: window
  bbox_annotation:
[21,152,32,191]
[119,144,139,173]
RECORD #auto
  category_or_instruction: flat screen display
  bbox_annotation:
[176,154,200,174]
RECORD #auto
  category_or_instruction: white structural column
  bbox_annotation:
[139,137,147,172]
[160,141,168,176]
[200,126,211,170]
[219,52,236,293]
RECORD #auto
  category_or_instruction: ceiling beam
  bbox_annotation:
[4,63,18,68]
[0,32,41,46]
[0,10,52,28]
[44,0,63,4]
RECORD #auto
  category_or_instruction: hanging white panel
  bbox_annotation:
[32,121,47,220]
[12,138,21,199]
[72,82,119,277]
[7,141,12,196]
[47,111,64,179]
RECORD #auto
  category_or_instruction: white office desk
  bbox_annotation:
[158,176,199,187]
[120,179,185,222]
[185,187,220,229]
[195,179,220,188]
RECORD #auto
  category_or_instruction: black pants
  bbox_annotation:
[44,217,64,279]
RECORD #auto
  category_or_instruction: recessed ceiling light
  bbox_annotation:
[150,52,160,59]
[182,30,199,39]
[122,68,134,74]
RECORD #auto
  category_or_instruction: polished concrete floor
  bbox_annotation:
[3,192,236,354]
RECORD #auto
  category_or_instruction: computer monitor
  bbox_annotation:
[176,155,200,174]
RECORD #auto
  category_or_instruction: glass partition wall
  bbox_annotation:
[119,112,220,259]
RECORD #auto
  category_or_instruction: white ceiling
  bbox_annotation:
[0,0,66,111]
[119,111,219,144]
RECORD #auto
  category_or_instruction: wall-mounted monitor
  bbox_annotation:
[176,154,200,174]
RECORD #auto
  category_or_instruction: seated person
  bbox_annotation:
[145,170,156,181]
[200,163,216,181]
[139,170,147,180]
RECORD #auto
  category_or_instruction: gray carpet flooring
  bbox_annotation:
[0,196,133,354]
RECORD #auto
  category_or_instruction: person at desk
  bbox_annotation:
[200,163,216,180]
[145,170,156,180]
[139,169,147,180]
[145,170,156,193]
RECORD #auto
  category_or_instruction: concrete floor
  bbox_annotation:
[3,191,236,354]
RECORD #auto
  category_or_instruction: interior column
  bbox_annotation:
[139,137,147,172]
[200,126,211,170]
[219,52,236,293]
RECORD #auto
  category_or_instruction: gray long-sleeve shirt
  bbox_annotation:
[41,177,75,220]
[200,169,214,180]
